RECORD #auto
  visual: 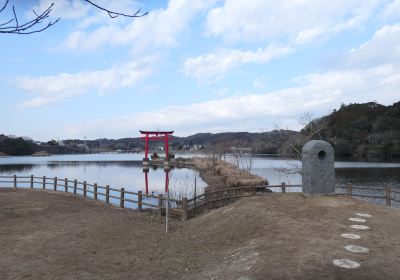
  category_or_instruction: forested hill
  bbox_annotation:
[0,130,299,156]
[1,101,399,160]
[305,101,400,159]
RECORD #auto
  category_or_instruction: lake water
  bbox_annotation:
[0,153,399,196]
[0,154,206,200]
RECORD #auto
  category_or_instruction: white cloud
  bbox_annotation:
[205,0,384,43]
[63,22,400,138]
[64,64,400,139]
[381,0,400,21]
[183,45,292,82]
[16,56,157,109]
[60,0,217,53]
[347,23,400,67]
[185,0,394,83]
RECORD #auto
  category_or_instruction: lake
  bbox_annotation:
[1,153,399,196]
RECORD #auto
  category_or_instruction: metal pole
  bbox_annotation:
[166,189,169,235]
[193,177,197,216]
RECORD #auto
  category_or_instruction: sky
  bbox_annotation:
[1,0,400,141]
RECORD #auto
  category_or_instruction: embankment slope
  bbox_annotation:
[1,188,399,279]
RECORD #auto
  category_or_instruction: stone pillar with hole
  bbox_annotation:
[302,140,335,195]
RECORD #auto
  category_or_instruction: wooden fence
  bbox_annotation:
[1,175,295,219]
[336,183,400,207]
[0,175,184,218]
[3,175,397,219]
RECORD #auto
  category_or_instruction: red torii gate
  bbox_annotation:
[140,130,174,194]
[140,130,174,161]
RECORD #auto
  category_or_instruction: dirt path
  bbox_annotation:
[1,188,400,279]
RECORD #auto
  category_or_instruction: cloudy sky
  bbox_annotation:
[1,0,400,141]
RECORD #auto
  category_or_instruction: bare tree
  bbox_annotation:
[275,112,326,175]
[239,150,255,173]
[0,0,147,34]
[204,140,230,174]
[230,147,255,174]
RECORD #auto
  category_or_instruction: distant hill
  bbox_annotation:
[0,130,299,156]
[172,131,298,154]
[302,101,400,159]
[2,100,399,160]
[80,130,299,154]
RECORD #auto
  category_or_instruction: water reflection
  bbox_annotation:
[0,161,207,196]
[335,168,400,188]
[0,164,34,173]
[1,154,399,194]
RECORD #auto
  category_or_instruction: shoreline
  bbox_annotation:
[173,157,268,190]
[1,151,400,163]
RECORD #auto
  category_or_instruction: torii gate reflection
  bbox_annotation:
[140,130,174,194]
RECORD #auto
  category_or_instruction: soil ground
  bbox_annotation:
[1,188,400,280]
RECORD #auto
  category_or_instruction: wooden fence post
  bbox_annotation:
[120,188,125,208]
[105,185,110,204]
[94,183,98,201]
[158,194,163,216]
[73,179,77,195]
[13,175,17,189]
[252,186,256,196]
[64,178,68,192]
[347,183,353,197]
[30,175,34,189]
[182,197,188,221]
[281,182,286,193]
[42,176,46,190]
[386,187,391,206]
[138,191,143,212]
[53,177,57,191]
[83,181,87,197]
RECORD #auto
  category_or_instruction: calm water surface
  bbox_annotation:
[231,154,400,189]
[1,154,399,194]
[0,154,206,197]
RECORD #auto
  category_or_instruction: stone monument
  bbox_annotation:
[302,140,335,195]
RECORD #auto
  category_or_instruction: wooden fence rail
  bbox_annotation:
[2,175,398,219]
[0,175,187,219]
[1,175,290,219]
[336,183,400,206]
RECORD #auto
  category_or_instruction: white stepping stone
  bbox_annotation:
[333,259,360,269]
[341,233,361,240]
[349,218,366,223]
[356,213,372,218]
[350,225,370,230]
[345,245,369,253]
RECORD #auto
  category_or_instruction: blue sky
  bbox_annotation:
[1,0,400,141]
